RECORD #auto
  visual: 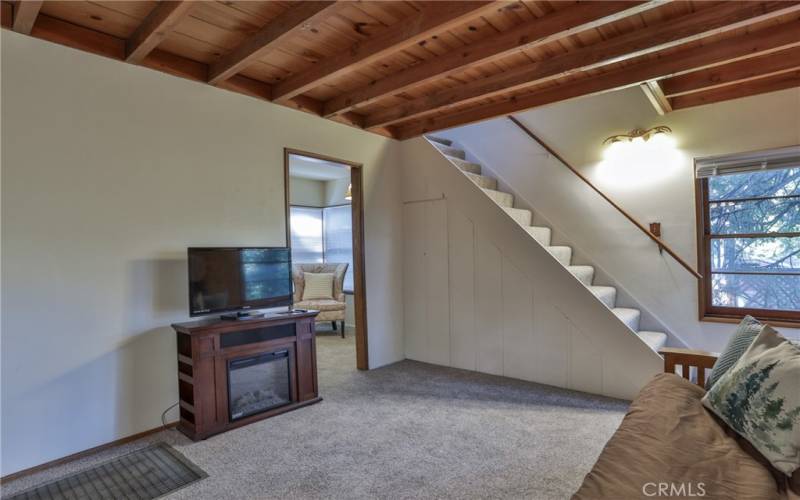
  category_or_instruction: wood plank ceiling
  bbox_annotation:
[3,1,799,140]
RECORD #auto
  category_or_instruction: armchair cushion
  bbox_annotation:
[302,272,334,300]
[295,299,346,322]
[295,299,346,312]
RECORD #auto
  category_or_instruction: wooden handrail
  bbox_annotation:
[508,115,702,280]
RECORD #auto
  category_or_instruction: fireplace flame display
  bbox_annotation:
[228,350,291,421]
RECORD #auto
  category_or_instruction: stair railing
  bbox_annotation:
[508,115,702,280]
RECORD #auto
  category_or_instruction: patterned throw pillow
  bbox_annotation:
[302,272,334,300]
[706,315,763,389]
[702,325,800,476]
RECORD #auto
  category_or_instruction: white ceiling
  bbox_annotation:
[289,154,350,181]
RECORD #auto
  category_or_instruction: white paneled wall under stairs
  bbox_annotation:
[426,135,668,354]
[401,135,667,400]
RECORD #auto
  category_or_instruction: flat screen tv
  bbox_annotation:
[188,247,293,317]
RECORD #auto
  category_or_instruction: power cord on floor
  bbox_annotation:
[161,401,179,430]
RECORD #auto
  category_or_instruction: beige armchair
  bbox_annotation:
[292,263,349,338]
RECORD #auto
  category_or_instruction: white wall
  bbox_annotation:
[289,176,326,207]
[1,31,404,475]
[437,86,800,352]
[325,177,351,206]
[401,138,663,402]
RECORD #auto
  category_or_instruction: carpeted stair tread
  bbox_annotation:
[449,157,482,174]
[567,265,594,286]
[638,331,668,352]
[503,206,532,226]
[426,135,452,147]
[483,188,514,207]
[434,143,466,159]
[526,226,551,246]
[465,172,497,190]
[589,286,617,308]
[612,307,641,331]
[546,246,572,266]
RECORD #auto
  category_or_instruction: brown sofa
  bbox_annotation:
[573,348,799,500]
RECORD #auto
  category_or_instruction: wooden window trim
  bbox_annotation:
[695,177,800,326]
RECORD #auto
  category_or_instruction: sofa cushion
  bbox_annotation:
[706,315,763,389]
[302,272,334,300]
[702,325,800,476]
[295,299,346,312]
[574,373,787,499]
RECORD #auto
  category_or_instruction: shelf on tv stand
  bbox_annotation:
[171,311,321,440]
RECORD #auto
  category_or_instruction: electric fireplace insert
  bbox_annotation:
[227,349,291,421]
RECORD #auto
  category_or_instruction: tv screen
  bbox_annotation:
[188,247,292,316]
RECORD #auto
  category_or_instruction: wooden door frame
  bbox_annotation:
[284,148,369,370]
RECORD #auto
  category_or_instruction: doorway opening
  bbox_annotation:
[283,149,368,370]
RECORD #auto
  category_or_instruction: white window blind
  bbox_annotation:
[695,145,800,179]
[323,205,354,292]
[289,206,323,263]
[290,204,354,292]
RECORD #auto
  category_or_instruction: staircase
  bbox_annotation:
[425,135,668,353]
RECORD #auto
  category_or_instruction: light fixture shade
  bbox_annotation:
[603,126,672,145]
[345,183,352,200]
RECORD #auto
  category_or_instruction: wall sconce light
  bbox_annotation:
[345,183,352,201]
[603,126,672,145]
[597,125,681,189]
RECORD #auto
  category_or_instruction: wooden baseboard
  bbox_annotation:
[0,421,178,484]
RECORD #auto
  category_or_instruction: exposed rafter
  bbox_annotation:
[321,0,659,118]
[208,1,339,85]
[4,0,799,141]
[9,11,391,139]
[392,18,800,139]
[661,46,800,97]
[270,1,497,103]
[640,81,672,115]
[11,0,42,35]
[671,70,800,110]
[367,1,800,129]
[125,1,193,64]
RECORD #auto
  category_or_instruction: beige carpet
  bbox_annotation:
[3,328,629,499]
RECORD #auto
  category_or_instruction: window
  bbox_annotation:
[696,147,800,323]
[289,204,354,293]
[290,206,323,263]
[323,205,354,292]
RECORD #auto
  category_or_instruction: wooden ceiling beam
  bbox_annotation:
[125,1,193,64]
[392,18,800,139]
[670,70,800,110]
[640,81,672,115]
[321,0,658,118]
[12,0,43,35]
[661,46,800,97]
[270,1,497,104]
[208,1,339,85]
[368,1,800,130]
[2,2,15,29]
[6,11,393,137]
[30,13,125,59]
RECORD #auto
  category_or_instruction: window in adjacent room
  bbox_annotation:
[696,146,800,323]
[289,204,354,292]
[289,206,324,263]
[323,205,354,292]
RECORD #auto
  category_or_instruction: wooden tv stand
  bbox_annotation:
[171,311,321,440]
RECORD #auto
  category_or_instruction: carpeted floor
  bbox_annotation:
[2,328,629,499]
